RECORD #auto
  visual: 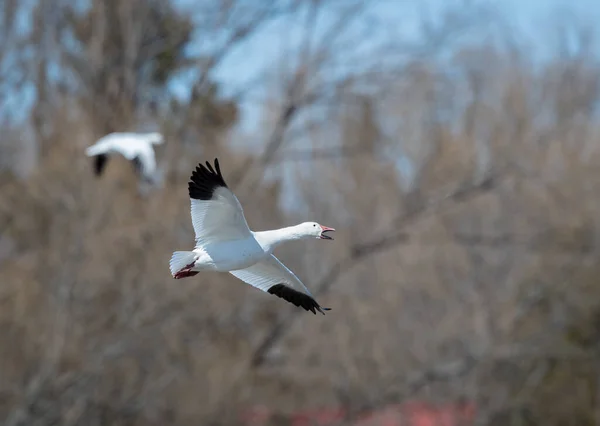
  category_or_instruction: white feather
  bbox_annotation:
[169,251,197,277]
[229,254,314,297]
[191,186,252,247]
[85,132,163,182]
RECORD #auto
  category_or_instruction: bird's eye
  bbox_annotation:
[313,224,316,227]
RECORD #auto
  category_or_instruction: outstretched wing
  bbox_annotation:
[188,158,252,246]
[85,133,138,160]
[86,133,160,182]
[229,254,330,315]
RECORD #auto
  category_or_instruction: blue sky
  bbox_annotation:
[210,0,600,86]
[186,0,600,208]
[3,0,600,126]
[196,0,600,134]
[2,0,598,206]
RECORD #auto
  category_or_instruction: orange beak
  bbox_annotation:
[319,225,335,240]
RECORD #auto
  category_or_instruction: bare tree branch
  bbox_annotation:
[250,171,505,367]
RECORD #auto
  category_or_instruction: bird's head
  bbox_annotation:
[147,132,164,145]
[298,222,335,240]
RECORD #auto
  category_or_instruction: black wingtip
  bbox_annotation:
[267,284,327,315]
[93,154,108,176]
[188,158,228,200]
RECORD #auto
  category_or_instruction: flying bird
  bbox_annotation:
[169,158,335,314]
[85,132,164,184]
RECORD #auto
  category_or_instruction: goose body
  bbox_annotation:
[179,238,266,273]
[169,158,335,314]
[85,132,164,183]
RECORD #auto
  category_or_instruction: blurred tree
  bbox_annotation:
[24,0,245,142]
[60,0,194,133]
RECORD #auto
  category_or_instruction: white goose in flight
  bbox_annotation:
[85,132,164,184]
[169,158,335,314]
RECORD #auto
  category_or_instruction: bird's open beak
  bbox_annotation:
[320,225,335,240]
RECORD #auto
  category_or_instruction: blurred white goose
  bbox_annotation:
[85,132,164,184]
[169,158,335,314]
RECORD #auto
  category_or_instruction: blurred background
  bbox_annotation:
[2,0,600,424]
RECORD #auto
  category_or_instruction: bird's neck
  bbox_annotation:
[255,225,306,253]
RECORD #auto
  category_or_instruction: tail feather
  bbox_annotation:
[169,251,197,278]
